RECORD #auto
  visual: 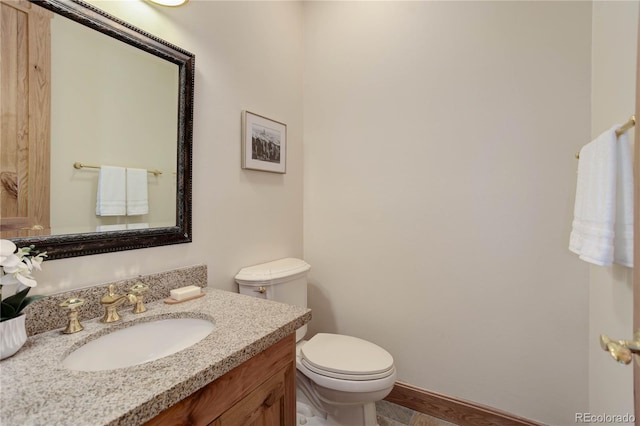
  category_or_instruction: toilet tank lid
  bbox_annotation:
[235,258,311,283]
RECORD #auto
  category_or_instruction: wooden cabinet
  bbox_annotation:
[0,0,51,238]
[145,334,296,426]
[210,365,288,426]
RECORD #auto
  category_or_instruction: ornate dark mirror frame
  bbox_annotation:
[13,0,194,260]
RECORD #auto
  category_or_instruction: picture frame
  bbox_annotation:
[241,111,287,174]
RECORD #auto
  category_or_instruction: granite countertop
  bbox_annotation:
[0,288,311,426]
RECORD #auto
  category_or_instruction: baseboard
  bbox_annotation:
[384,382,546,426]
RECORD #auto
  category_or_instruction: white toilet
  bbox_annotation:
[235,258,396,426]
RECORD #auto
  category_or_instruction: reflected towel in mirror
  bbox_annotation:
[126,168,149,216]
[95,223,149,232]
[96,224,127,232]
[127,223,149,229]
[96,166,126,216]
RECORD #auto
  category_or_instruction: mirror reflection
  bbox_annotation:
[50,14,178,235]
[0,0,193,259]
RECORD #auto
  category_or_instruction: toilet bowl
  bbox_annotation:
[295,334,396,426]
[235,258,397,426]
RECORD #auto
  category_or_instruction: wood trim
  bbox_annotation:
[27,0,51,235]
[385,382,545,426]
[284,342,296,426]
[0,0,51,238]
[634,5,640,421]
[1,0,51,15]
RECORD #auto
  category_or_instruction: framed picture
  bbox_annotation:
[241,111,287,173]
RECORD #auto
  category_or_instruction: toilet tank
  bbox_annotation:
[235,258,311,342]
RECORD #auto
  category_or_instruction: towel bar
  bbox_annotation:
[615,116,636,137]
[575,116,636,159]
[73,162,162,177]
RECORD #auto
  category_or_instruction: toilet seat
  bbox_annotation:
[297,357,397,394]
[300,333,395,381]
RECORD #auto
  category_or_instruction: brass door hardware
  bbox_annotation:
[20,225,44,231]
[59,298,85,334]
[599,330,640,365]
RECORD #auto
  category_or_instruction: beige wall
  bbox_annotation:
[589,0,637,417]
[26,1,638,423]
[33,0,304,295]
[302,2,591,424]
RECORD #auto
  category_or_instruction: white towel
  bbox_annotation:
[95,223,149,232]
[96,224,127,232]
[614,132,634,267]
[96,166,126,216]
[127,223,149,230]
[126,168,149,216]
[569,125,634,267]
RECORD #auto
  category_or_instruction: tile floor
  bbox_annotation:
[376,400,459,426]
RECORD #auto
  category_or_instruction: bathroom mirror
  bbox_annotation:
[2,0,194,259]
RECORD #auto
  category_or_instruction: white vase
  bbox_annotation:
[0,314,27,360]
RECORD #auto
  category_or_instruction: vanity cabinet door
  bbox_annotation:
[144,334,296,426]
[209,366,287,426]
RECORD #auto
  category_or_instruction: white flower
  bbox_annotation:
[0,240,19,269]
[1,240,46,321]
[0,240,45,288]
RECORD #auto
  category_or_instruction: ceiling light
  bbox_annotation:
[147,0,188,7]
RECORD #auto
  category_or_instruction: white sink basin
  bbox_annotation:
[62,318,215,371]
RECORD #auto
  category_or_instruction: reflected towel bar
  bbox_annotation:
[575,115,636,159]
[73,162,162,176]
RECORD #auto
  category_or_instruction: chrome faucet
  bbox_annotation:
[100,282,148,323]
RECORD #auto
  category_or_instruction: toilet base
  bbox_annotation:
[323,401,377,426]
[296,372,381,426]
[296,400,378,426]
[297,401,328,426]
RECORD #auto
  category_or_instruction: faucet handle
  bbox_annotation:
[101,284,121,305]
[129,281,149,314]
[129,281,149,295]
[59,298,85,334]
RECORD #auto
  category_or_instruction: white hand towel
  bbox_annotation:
[569,126,617,266]
[614,132,634,267]
[96,166,126,216]
[126,168,149,216]
[127,223,149,230]
[96,224,127,232]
